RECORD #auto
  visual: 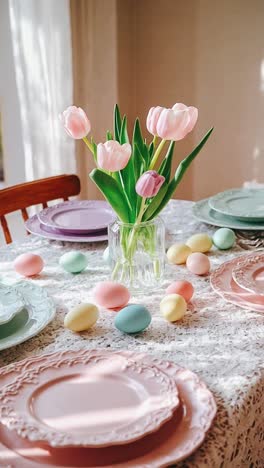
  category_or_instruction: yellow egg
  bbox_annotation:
[64,303,99,332]
[186,233,212,253]
[166,243,192,265]
[160,294,187,322]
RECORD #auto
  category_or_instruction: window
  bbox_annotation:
[0,113,4,181]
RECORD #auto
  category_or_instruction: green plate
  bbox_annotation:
[0,281,55,351]
[193,198,264,231]
[209,188,264,221]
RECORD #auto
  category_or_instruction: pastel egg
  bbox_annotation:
[103,246,111,265]
[186,233,212,253]
[160,294,187,322]
[167,243,192,265]
[14,253,44,277]
[166,280,194,302]
[186,252,210,275]
[64,303,99,332]
[114,304,151,334]
[94,281,130,309]
[59,251,88,274]
[213,228,236,250]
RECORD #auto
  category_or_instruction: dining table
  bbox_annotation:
[0,200,263,468]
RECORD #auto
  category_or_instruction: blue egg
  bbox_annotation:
[213,228,236,250]
[114,304,151,334]
[59,251,88,274]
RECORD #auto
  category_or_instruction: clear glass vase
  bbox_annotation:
[108,217,165,290]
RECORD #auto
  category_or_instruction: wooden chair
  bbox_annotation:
[0,174,81,244]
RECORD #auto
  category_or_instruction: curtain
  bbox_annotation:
[9,0,75,181]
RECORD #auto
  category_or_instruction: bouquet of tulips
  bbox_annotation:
[60,103,213,286]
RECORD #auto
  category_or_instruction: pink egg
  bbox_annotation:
[166,280,194,302]
[94,281,130,309]
[186,252,210,275]
[14,253,44,277]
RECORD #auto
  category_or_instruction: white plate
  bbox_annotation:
[0,281,56,351]
[25,215,108,243]
[0,283,25,325]
[209,188,264,221]
[193,198,264,231]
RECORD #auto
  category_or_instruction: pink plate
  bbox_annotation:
[38,201,115,234]
[25,215,108,243]
[232,252,264,296]
[0,349,179,448]
[210,256,264,312]
[0,350,216,468]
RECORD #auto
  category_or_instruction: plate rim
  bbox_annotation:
[0,281,56,351]
[0,349,180,448]
[25,214,108,243]
[0,349,217,467]
[0,283,25,325]
[232,252,264,296]
[210,256,264,312]
[208,188,264,220]
[38,200,115,233]
[193,198,264,230]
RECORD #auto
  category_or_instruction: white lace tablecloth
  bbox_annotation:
[0,200,263,468]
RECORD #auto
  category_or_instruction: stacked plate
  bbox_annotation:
[211,251,264,311]
[0,281,55,351]
[193,188,264,230]
[25,200,115,243]
[0,349,216,467]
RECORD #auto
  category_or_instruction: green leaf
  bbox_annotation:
[158,141,175,182]
[120,116,129,144]
[106,130,113,141]
[114,104,122,142]
[142,182,168,221]
[149,141,154,159]
[90,168,131,222]
[147,127,214,220]
[90,137,97,162]
[133,143,145,180]
[133,118,145,155]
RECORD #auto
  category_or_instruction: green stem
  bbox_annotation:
[149,139,166,170]
[153,135,158,149]
[83,136,94,154]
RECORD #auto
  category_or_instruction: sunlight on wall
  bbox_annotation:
[9,0,75,181]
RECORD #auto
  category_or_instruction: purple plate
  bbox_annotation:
[25,215,108,243]
[38,200,115,234]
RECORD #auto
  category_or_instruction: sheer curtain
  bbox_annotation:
[9,0,75,181]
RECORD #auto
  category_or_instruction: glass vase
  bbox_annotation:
[108,217,165,290]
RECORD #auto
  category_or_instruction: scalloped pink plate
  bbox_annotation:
[232,252,264,296]
[0,350,179,448]
[210,256,264,312]
[0,350,216,468]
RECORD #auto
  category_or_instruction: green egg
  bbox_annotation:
[213,228,236,250]
[59,251,88,274]
[114,304,151,334]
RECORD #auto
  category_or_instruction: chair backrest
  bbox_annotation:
[0,174,81,244]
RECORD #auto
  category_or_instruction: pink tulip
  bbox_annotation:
[146,106,163,135]
[136,171,165,198]
[60,106,91,139]
[147,103,198,141]
[97,140,132,172]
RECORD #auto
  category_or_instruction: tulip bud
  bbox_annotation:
[60,106,91,139]
[97,140,132,172]
[136,171,165,198]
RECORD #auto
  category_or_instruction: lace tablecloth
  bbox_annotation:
[0,200,263,468]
